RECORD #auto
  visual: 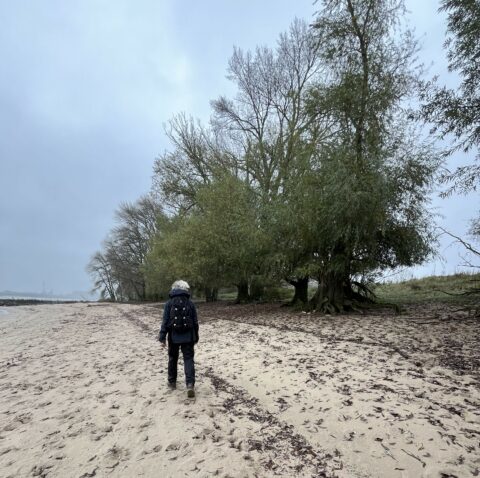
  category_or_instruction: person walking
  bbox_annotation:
[158,280,199,398]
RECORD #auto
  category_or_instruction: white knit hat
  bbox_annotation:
[171,280,190,291]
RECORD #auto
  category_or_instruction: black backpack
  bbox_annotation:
[169,296,194,333]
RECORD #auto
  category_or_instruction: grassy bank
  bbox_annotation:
[374,272,480,305]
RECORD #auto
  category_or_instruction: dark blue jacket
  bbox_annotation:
[158,289,199,344]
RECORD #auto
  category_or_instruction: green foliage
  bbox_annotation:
[143,215,182,298]
[145,176,264,296]
[420,0,480,195]
[303,0,438,310]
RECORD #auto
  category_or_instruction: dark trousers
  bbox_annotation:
[168,340,195,385]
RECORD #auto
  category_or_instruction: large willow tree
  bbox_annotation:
[304,0,438,312]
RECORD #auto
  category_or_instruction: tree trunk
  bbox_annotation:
[236,280,250,303]
[250,278,264,301]
[288,276,309,306]
[204,287,218,302]
[310,271,346,313]
[138,280,146,301]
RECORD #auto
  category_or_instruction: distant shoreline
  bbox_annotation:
[0,298,87,307]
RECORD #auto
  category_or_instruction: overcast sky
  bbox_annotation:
[0,0,477,296]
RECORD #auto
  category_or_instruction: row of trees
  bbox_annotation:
[88,0,479,310]
[87,196,163,301]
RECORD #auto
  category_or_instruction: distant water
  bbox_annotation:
[0,296,77,301]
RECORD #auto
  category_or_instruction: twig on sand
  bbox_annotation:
[401,448,426,467]
[381,443,397,461]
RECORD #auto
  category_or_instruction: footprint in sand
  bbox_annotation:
[89,424,111,442]
[78,466,98,478]
[103,444,129,470]
[0,446,19,456]
[165,441,182,452]
[37,400,52,408]
[136,420,153,436]
[2,422,17,432]
[110,416,120,425]
[31,463,54,477]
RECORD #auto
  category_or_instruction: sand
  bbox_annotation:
[0,301,479,477]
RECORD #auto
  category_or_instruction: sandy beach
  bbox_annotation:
[0,302,479,477]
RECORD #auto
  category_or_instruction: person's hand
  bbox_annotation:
[159,340,166,349]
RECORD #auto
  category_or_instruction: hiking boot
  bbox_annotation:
[168,382,176,391]
[186,384,195,398]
